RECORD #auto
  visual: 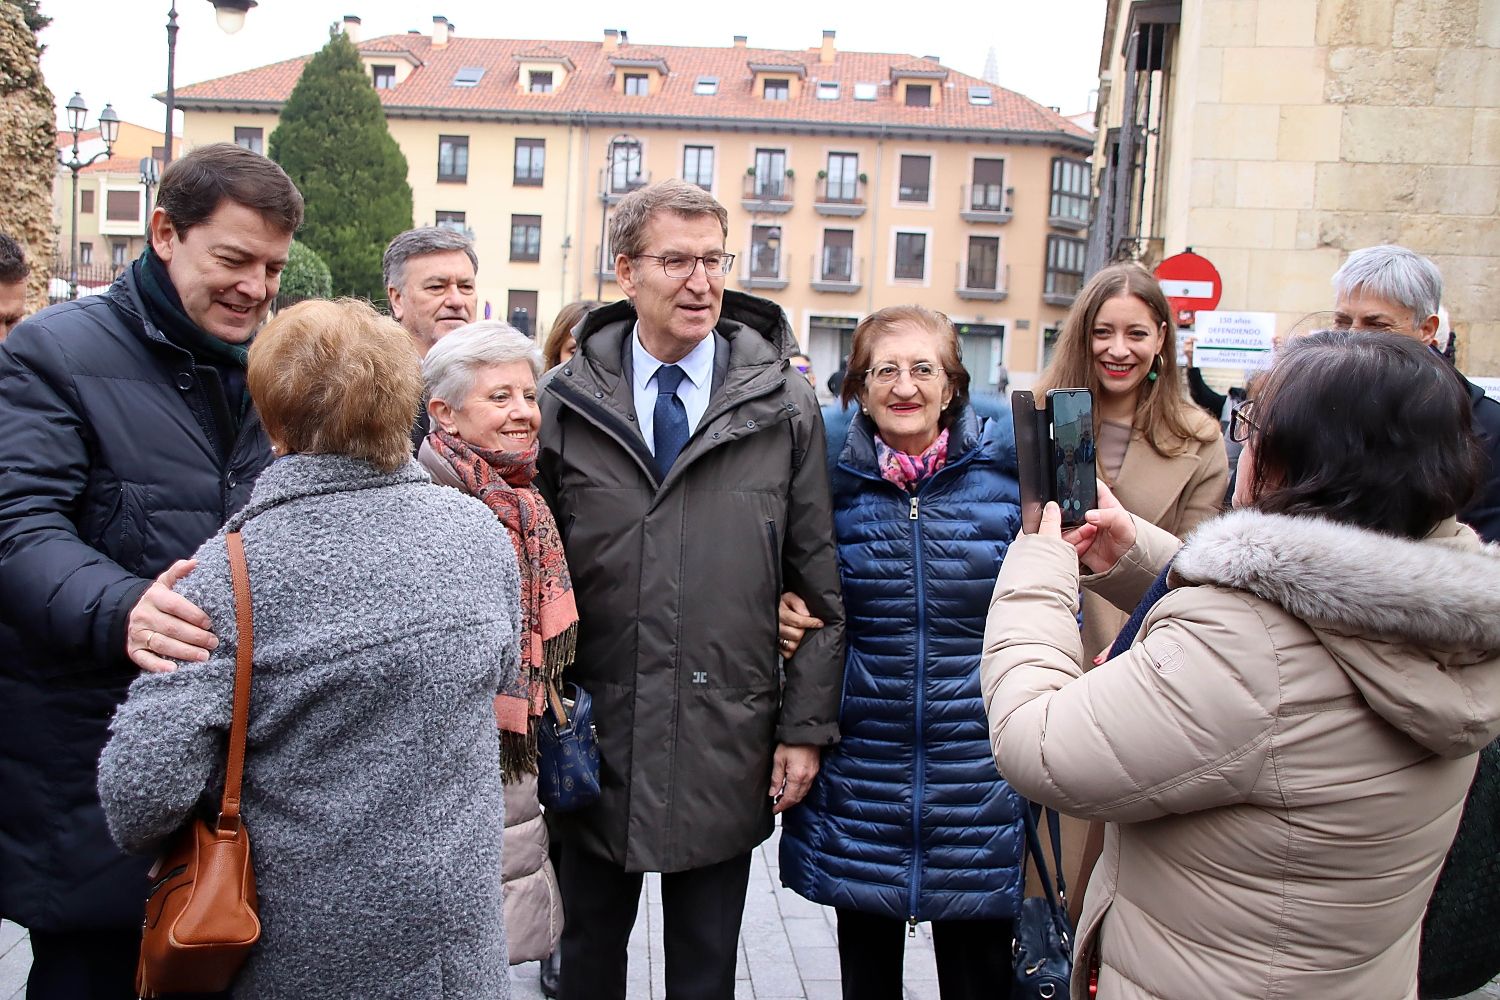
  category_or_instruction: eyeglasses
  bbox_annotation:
[793,362,811,374]
[1228,399,1259,443]
[865,363,945,385]
[633,253,735,279]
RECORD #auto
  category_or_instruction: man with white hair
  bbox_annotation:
[1332,244,1500,541]
[383,225,478,355]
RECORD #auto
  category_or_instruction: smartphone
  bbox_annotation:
[1046,389,1097,528]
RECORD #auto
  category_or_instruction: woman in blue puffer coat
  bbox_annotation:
[779,305,1023,1000]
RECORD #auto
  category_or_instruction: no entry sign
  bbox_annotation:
[1155,251,1222,326]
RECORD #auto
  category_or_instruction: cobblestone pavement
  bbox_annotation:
[3,823,1498,999]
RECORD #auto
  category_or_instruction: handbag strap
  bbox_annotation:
[545,680,571,729]
[219,530,255,835]
[1022,802,1069,912]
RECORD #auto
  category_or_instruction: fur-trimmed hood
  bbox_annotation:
[1173,509,1500,756]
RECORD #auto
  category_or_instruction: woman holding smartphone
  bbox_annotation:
[778,305,1025,1000]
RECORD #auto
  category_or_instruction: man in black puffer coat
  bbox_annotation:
[0,143,302,999]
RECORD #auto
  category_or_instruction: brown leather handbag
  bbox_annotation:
[135,530,262,997]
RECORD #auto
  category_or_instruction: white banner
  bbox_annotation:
[1192,311,1277,370]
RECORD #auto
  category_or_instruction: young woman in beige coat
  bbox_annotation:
[983,331,1500,999]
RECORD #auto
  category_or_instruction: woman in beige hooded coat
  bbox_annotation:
[982,331,1500,999]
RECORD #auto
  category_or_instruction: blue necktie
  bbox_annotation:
[653,364,690,480]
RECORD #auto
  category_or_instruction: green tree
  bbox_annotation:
[269,29,411,301]
[277,240,332,302]
[2,1,50,38]
[0,0,55,310]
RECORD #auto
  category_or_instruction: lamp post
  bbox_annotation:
[139,156,161,241]
[58,93,119,301]
[162,1,258,169]
[596,132,640,301]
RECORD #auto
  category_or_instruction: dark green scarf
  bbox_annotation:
[134,246,250,371]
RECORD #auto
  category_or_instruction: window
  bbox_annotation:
[435,211,467,233]
[894,232,927,281]
[528,71,554,93]
[853,82,878,100]
[79,242,93,265]
[971,158,1005,210]
[1050,157,1091,225]
[452,66,485,87]
[750,225,781,278]
[682,146,714,190]
[624,73,649,97]
[898,155,931,202]
[609,139,643,194]
[233,127,263,154]
[508,290,539,337]
[825,152,858,202]
[1046,235,1087,300]
[816,81,840,100]
[510,215,542,262]
[80,189,95,214]
[753,148,787,198]
[514,138,545,185]
[106,190,140,222]
[372,64,396,89]
[111,242,127,267]
[968,86,993,105]
[821,229,853,281]
[763,78,789,101]
[967,236,1000,289]
[438,135,469,182]
[1042,326,1062,368]
[694,77,718,96]
[905,84,932,107]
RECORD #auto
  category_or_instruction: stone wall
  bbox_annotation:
[0,3,56,313]
[1166,0,1498,372]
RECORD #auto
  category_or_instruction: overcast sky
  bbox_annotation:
[38,0,1104,134]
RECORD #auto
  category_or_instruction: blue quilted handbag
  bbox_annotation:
[537,681,601,812]
[1014,804,1074,1000]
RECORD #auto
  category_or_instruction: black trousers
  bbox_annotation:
[835,908,1014,1000]
[557,841,752,1000]
[26,926,139,1000]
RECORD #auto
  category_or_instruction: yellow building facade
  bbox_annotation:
[174,19,1093,394]
[1088,0,1499,373]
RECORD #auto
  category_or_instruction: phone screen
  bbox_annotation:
[1049,389,1097,527]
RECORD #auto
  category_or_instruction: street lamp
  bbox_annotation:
[162,1,258,169]
[140,156,162,239]
[596,132,640,301]
[58,93,119,301]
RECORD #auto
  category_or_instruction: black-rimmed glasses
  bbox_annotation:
[1228,399,1259,443]
[633,253,735,279]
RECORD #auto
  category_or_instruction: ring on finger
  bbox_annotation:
[144,629,157,652]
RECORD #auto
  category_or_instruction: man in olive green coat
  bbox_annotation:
[538,179,844,1000]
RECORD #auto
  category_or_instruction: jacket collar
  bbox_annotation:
[227,454,430,530]
[838,404,986,478]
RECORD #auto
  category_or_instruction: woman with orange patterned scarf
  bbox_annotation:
[419,320,574,972]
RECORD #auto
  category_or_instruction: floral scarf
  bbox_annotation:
[429,430,578,780]
[874,428,951,492]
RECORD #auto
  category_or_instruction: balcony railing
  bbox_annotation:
[956,261,1010,301]
[814,177,866,217]
[961,183,1013,224]
[810,254,862,294]
[741,172,794,213]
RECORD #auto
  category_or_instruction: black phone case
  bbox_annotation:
[1011,389,1097,532]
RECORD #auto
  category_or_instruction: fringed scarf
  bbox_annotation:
[429,430,579,780]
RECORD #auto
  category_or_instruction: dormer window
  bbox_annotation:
[816,81,840,100]
[624,73,649,96]
[764,78,789,101]
[372,64,396,90]
[694,77,718,96]
[529,71,553,93]
[905,84,932,107]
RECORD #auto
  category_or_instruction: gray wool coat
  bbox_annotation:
[98,455,521,999]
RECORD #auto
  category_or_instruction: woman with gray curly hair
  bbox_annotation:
[420,320,569,972]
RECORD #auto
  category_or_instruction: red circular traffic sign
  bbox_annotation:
[1154,251,1222,326]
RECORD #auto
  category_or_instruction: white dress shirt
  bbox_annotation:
[631,323,715,455]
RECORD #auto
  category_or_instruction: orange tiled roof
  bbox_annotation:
[79,154,151,176]
[171,33,1091,144]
